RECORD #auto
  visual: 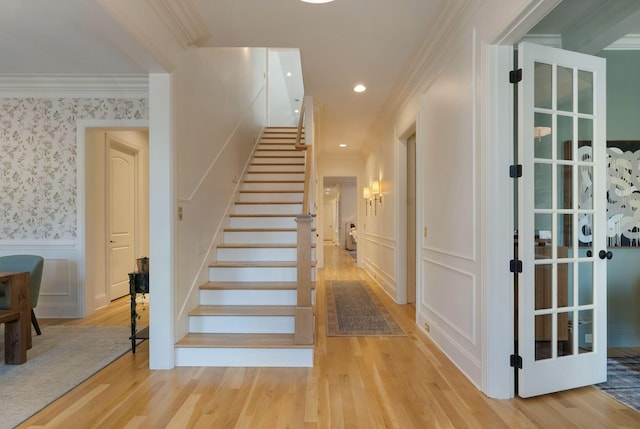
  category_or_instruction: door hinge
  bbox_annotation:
[509,164,522,178]
[510,354,523,369]
[510,68,523,84]
[510,259,522,273]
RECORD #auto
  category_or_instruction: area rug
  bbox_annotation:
[596,356,640,412]
[325,280,405,336]
[0,325,133,429]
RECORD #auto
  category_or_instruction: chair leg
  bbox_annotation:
[31,309,41,336]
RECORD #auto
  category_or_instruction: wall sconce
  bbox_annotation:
[371,180,382,215]
[363,186,371,216]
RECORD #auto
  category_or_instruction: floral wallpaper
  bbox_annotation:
[0,98,148,240]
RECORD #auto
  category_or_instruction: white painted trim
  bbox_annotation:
[519,34,563,48]
[0,74,149,98]
[481,44,516,400]
[148,73,175,370]
[0,240,76,249]
[605,34,640,50]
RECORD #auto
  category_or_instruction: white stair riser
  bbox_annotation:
[252,157,304,165]
[224,230,297,244]
[229,216,297,228]
[242,182,304,191]
[235,204,301,215]
[175,347,313,367]
[189,315,294,334]
[238,192,302,203]
[199,289,316,306]
[249,164,303,172]
[209,266,304,282]
[200,289,298,305]
[217,247,315,262]
[245,172,305,181]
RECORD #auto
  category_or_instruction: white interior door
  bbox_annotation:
[323,200,335,241]
[517,42,607,397]
[108,140,137,300]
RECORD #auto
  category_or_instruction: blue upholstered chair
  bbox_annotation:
[0,255,44,335]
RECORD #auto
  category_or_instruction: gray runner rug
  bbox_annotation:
[326,280,405,336]
[596,356,640,412]
[0,325,133,429]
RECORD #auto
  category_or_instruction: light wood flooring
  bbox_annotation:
[19,245,640,428]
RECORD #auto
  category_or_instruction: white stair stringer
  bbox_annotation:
[175,127,315,368]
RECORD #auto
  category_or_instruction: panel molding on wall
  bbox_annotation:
[422,257,477,345]
[0,241,79,318]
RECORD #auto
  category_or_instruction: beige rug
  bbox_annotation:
[325,280,405,336]
[0,325,134,429]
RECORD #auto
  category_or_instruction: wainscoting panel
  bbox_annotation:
[422,258,476,345]
[0,241,81,318]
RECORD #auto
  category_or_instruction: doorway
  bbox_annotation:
[85,128,149,310]
[406,133,417,304]
[322,177,357,250]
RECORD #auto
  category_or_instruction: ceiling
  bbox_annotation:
[1,0,639,158]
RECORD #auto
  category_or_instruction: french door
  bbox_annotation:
[517,42,607,397]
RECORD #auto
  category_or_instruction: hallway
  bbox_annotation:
[19,245,640,428]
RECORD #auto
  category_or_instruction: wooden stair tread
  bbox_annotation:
[251,163,305,166]
[242,180,304,183]
[247,170,304,174]
[229,213,300,218]
[176,333,311,349]
[190,305,296,317]
[200,281,316,290]
[234,201,302,205]
[239,190,303,193]
[223,226,316,232]
[209,261,317,268]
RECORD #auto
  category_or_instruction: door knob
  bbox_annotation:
[599,250,613,260]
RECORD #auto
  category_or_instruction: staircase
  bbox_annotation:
[175,127,316,367]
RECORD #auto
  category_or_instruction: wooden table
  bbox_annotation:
[0,271,31,364]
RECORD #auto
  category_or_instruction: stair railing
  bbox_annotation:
[294,98,314,345]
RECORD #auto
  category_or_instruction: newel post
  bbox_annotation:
[295,214,314,345]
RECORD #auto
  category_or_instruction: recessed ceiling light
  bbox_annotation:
[353,84,366,93]
[301,0,335,3]
[286,72,292,77]
[294,109,300,113]
[339,144,347,148]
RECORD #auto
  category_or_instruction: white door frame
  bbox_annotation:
[482,0,563,399]
[78,120,149,317]
[395,120,417,305]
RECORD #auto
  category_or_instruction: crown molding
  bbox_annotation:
[0,74,149,98]
[605,34,640,50]
[146,0,211,48]
[519,34,640,50]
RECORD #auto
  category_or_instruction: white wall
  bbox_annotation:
[354,0,555,398]
[174,48,267,340]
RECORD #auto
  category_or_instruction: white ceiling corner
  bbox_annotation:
[146,0,211,48]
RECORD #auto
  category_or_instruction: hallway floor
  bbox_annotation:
[20,245,640,428]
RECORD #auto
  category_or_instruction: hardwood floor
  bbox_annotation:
[19,246,640,428]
